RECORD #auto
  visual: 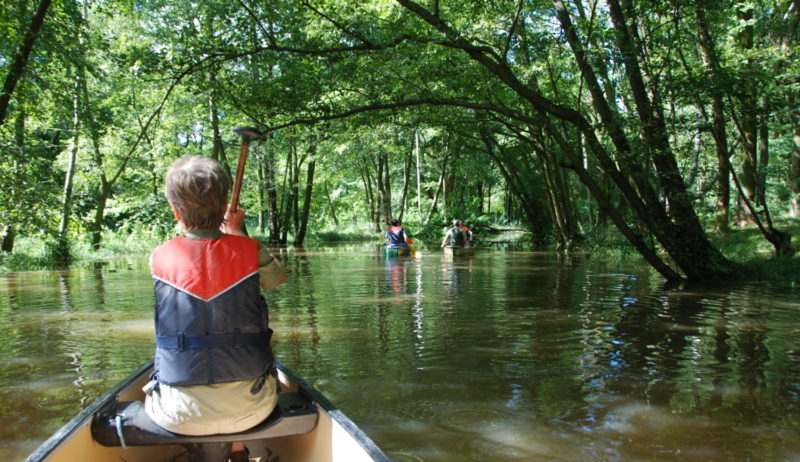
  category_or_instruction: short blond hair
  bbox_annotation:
[165,155,230,231]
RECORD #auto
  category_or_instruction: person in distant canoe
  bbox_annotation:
[441,219,467,248]
[385,219,412,248]
[144,155,286,461]
[456,220,474,247]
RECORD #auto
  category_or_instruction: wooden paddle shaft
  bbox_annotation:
[229,140,250,208]
[230,127,262,208]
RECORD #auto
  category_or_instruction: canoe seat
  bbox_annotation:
[91,391,318,447]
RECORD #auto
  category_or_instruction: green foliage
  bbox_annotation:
[1,0,799,282]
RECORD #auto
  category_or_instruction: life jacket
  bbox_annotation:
[459,225,472,243]
[385,226,407,247]
[150,235,273,386]
[446,226,465,247]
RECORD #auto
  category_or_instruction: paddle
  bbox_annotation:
[407,238,422,259]
[230,126,262,208]
[228,126,262,237]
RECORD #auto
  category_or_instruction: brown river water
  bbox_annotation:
[2,246,800,461]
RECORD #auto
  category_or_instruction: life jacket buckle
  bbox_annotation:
[176,332,185,350]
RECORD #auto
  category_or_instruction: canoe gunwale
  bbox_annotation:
[24,360,392,462]
[276,362,392,462]
[23,361,154,462]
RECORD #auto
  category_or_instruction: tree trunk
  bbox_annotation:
[257,160,266,233]
[757,94,769,206]
[441,152,448,220]
[208,91,229,176]
[90,184,111,250]
[735,3,759,223]
[786,6,800,214]
[324,182,339,226]
[280,143,296,244]
[266,135,281,243]
[479,129,551,245]
[399,150,411,222]
[59,79,80,237]
[1,226,16,253]
[424,153,449,225]
[0,0,52,127]
[538,140,577,250]
[361,165,379,231]
[415,130,422,215]
[694,1,731,233]
[789,92,800,217]
[294,158,316,246]
[375,154,392,223]
[3,109,26,253]
[552,0,735,278]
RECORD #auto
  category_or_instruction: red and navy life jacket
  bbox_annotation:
[150,234,273,386]
[385,226,407,247]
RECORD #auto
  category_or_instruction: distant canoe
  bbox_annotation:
[24,360,390,462]
[443,246,476,257]
[383,246,411,257]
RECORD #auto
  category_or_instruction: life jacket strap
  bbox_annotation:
[156,331,270,350]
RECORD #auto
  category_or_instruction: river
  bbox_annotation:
[2,246,799,461]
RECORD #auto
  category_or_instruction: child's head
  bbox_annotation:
[390,219,401,227]
[165,155,230,231]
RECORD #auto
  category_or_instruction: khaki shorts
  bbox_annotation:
[144,375,278,436]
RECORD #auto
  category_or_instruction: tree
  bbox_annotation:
[0,0,52,127]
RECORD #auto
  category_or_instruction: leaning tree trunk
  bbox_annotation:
[399,0,735,279]
[3,110,26,253]
[0,0,52,127]
[479,128,551,245]
[606,0,735,278]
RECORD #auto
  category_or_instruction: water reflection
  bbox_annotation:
[3,249,800,461]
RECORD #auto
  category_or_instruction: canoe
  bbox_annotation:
[443,246,476,257]
[24,360,391,462]
[383,246,410,257]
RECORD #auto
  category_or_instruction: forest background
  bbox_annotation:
[0,0,798,282]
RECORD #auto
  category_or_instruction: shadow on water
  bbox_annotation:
[2,247,800,461]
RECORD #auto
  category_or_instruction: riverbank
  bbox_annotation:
[2,222,798,283]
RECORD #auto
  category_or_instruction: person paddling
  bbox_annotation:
[457,220,474,247]
[441,219,467,248]
[385,219,412,248]
[144,155,286,462]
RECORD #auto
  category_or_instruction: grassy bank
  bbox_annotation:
[582,221,800,282]
[710,221,800,282]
